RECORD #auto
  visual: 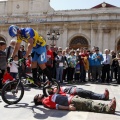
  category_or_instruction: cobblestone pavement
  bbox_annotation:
[0,82,120,120]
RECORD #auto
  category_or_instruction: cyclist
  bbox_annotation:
[8,25,53,87]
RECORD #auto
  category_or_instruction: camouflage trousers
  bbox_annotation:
[71,95,114,114]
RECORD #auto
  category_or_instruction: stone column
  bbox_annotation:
[59,25,68,49]
[102,29,112,51]
[109,29,116,51]
[90,28,95,49]
[97,29,103,52]
[63,29,68,49]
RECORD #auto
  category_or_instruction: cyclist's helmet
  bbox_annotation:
[8,25,19,37]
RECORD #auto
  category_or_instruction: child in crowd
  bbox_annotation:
[26,54,32,74]
[8,55,18,79]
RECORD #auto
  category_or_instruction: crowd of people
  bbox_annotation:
[0,40,120,89]
[44,45,120,84]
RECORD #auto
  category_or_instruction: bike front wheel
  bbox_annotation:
[1,81,24,105]
[43,79,60,97]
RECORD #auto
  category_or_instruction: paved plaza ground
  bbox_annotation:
[0,82,120,120]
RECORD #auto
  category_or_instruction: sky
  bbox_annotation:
[50,0,120,10]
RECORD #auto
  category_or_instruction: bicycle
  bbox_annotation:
[1,59,60,105]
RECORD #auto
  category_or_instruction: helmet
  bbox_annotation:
[8,25,19,37]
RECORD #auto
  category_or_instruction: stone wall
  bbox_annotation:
[0,0,120,52]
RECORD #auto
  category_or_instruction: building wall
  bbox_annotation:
[0,0,120,52]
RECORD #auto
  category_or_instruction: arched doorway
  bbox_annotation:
[69,36,89,50]
[117,40,120,53]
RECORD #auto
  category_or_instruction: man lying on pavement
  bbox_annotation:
[48,86,109,100]
[33,93,116,114]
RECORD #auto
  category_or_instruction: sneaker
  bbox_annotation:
[104,88,109,100]
[108,97,116,113]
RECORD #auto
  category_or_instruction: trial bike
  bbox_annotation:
[1,59,60,105]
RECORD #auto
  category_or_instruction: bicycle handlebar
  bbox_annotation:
[8,57,26,66]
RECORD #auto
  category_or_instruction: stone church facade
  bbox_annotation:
[0,0,120,52]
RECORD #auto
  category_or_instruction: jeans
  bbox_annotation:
[101,64,110,83]
[92,65,102,81]
[80,65,86,82]
[67,67,75,81]
[75,88,105,100]
[62,67,68,81]
[56,66,63,82]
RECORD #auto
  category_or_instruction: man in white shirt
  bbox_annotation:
[101,49,112,83]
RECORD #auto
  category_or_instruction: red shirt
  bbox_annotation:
[26,59,31,67]
[42,94,74,109]
[79,53,89,65]
[46,50,54,66]
[80,53,89,58]
[2,72,14,84]
[42,95,56,109]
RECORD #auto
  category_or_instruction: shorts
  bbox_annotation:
[31,45,47,64]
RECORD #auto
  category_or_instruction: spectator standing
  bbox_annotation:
[101,49,112,83]
[45,45,54,81]
[74,49,81,82]
[88,50,94,81]
[5,40,16,73]
[51,46,58,79]
[92,47,103,82]
[5,40,16,60]
[79,47,89,82]
[62,50,69,82]
[64,47,70,82]
[116,53,120,84]
[55,50,65,83]
[110,50,117,81]
[0,41,7,90]
[67,50,76,83]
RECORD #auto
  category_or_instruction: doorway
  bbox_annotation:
[69,36,88,50]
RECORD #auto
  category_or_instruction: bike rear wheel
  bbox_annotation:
[43,79,60,97]
[1,81,24,105]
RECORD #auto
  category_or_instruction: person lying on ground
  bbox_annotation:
[47,86,109,100]
[33,93,116,114]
